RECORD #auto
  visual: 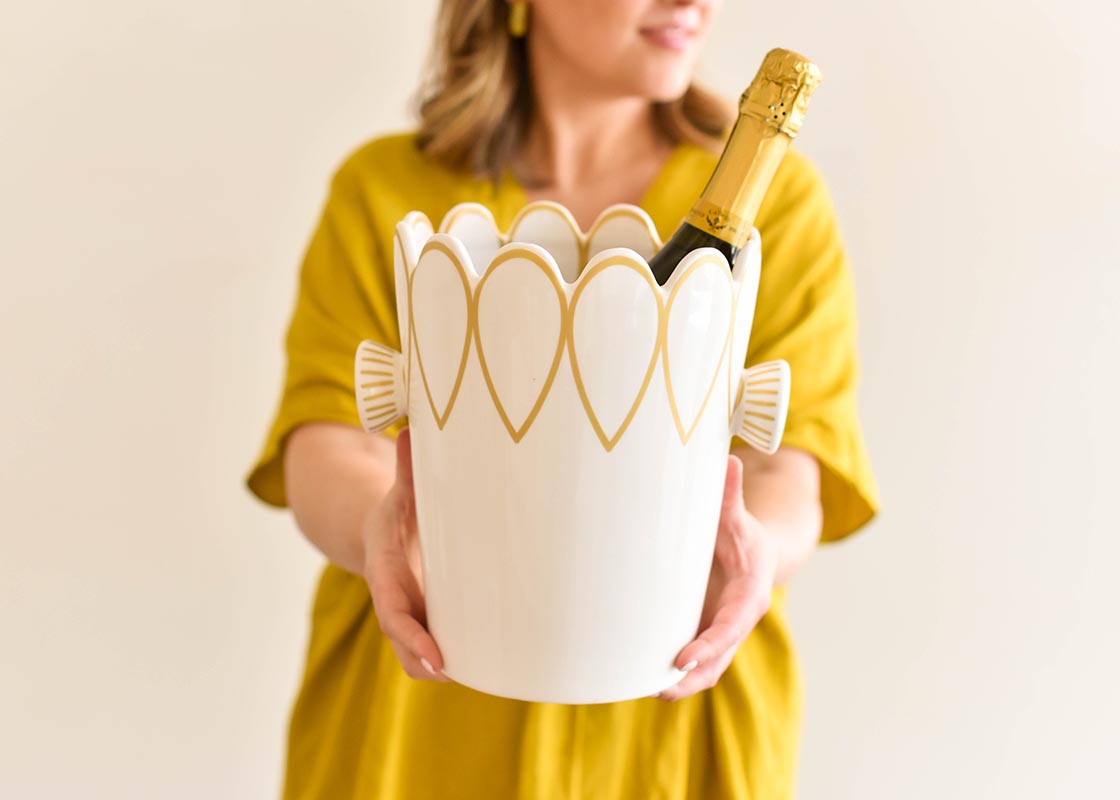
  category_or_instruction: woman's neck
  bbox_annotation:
[514,48,673,192]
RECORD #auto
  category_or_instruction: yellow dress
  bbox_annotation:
[245,130,880,799]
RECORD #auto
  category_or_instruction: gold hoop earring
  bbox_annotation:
[508,1,528,38]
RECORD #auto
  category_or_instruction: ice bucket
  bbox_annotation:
[354,200,790,704]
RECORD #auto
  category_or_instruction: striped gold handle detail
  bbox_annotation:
[730,360,790,454]
[354,341,407,433]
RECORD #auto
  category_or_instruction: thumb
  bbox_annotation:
[394,426,414,489]
[722,454,744,513]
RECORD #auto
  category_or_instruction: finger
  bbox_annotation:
[656,639,740,702]
[385,636,453,683]
[721,454,744,515]
[653,455,753,701]
[394,426,414,490]
[672,578,770,673]
[381,604,451,682]
[369,553,450,682]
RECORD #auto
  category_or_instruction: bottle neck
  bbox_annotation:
[685,115,792,249]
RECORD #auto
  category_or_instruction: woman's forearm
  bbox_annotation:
[733,444,824,585]
[283,422,396,575]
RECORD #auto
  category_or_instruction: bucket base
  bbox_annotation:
[439,666,692,705]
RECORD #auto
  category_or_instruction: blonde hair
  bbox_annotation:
[410,0,737,187]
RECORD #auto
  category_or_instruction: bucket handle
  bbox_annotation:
[729,360,791,455]
[354,341,408,433]
[353,341,791,454]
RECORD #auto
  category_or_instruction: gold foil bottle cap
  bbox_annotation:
[739,48,822,138]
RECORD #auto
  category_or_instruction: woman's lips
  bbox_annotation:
[640,25,695,52]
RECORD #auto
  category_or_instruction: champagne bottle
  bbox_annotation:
[647,48,823,286]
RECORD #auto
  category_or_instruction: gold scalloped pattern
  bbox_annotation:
[408,239,474,429]
[662,253,735,445]
[567,255,664,451]
[396,201,748,448]
[473,248,568,442]
[500,200,662,276]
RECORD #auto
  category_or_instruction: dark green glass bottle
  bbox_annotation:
[648,48,822,286]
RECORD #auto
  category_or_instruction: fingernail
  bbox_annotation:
[421,657,437,675]
[681,660,698,672]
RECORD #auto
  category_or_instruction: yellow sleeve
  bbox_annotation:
[744,151,881,543]
[244,157,406,509]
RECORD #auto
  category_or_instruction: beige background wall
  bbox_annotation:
[2,1,1116,797]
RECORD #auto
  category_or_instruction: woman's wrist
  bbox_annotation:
[734,446,824,586]
[284,423,397,577]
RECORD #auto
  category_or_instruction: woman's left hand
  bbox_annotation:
[653,453,779,702]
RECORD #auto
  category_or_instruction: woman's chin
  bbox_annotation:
[633,72,693,103]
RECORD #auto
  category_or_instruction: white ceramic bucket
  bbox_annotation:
[354,201,790,704]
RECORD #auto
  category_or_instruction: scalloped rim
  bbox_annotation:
[394,200,761,296]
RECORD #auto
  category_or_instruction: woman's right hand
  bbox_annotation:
[361,426,452,683]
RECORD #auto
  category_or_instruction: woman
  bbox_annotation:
[245,0,880,797]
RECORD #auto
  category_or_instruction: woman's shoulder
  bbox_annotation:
[328,129,438,190]
[758,147,837,227]
[323,129,491,231]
